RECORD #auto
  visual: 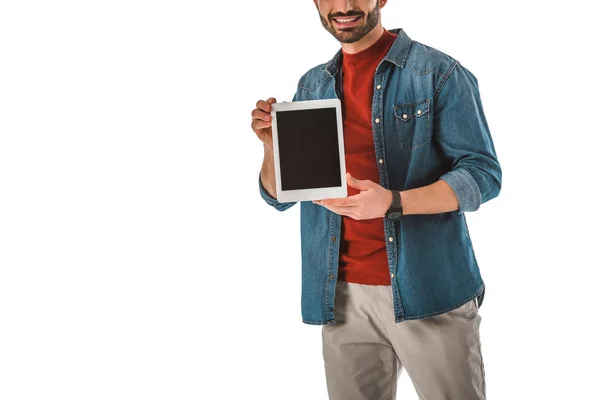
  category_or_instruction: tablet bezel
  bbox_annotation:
[271,98,347,202]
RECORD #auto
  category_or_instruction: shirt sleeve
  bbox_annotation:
[258,173,297,211]
[434,62,502,214]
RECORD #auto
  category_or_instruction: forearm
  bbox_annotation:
[260,144,277,199]
[400,180,459,215]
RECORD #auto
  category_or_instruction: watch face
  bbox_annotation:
[387,211,402,220]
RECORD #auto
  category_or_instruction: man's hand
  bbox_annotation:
[251,97,277,149]
[313,173,393,220]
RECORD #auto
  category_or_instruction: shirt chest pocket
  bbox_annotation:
[393,99,431,150]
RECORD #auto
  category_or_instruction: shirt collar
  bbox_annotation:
[323,28,412,77]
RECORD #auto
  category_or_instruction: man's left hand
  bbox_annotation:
[313,173,392,220]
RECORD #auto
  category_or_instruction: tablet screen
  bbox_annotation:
[276,107,342,191]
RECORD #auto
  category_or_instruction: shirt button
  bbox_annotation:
[388,237,394,242]
[402,113,408,119]
[329,274,335,280]
[379,159,384,164]
[332,236,336,242]
[391,273,395,278]
[375,118,380,123]
[376,84,381,90]
[417,109,422,115]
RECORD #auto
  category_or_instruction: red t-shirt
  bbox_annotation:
[338,29,397,285]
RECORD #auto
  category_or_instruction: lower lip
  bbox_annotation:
[332,16,362,29]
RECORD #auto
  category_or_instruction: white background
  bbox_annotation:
[1,1,598,399]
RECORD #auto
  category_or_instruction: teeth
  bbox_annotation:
[335,17,359,23]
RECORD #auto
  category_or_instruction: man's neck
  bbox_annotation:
[340,25,385,54]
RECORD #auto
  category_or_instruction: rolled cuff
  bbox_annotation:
[439,168,482,214]
[258,173,295,211]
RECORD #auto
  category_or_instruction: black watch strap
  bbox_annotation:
[385,190,403,220]
[391,190,401,208]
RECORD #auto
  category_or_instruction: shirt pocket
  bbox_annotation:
[393,99,431,150]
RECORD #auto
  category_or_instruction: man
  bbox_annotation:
[251,0,501,398]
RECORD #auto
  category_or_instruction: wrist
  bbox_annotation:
[399,190,408,215]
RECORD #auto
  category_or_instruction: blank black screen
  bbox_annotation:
[276,107,342,191]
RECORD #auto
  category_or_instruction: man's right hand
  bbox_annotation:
[251,97,277,149]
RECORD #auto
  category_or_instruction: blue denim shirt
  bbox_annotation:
[259,28,501,325]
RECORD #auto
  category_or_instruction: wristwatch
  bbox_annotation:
[385,190,403,221]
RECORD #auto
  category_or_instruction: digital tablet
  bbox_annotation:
[271,98,347,202]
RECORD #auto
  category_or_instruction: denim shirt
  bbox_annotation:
[259,28,501,325]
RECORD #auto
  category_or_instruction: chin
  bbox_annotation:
[336,30,366,44]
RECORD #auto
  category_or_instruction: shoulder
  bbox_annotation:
[404,39,481,97]
[404,39,460,79]
[295,62,333,92]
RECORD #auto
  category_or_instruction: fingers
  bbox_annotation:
[346,172,373,191]
[251,118,271,132]
[251,108,272,122]
[318,196,360,207]
[251,98,277,135]
[314,194,363,219]
[256,97,277,113]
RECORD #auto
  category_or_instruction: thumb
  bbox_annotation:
[346,172,372,191]
[267,97,277,104]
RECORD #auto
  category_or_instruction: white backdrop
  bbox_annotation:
[1,1,598,399]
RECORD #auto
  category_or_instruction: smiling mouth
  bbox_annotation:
[331,15,362,28]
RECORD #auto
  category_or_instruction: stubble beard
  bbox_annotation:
[319,3,380,44]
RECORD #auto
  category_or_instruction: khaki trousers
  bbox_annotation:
[322,281,485,400]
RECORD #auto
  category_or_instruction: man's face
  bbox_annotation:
[315,0,381,44]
